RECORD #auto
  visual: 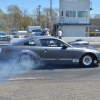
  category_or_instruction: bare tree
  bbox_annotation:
[0,5,59,31]
[7,5,22,30]
[22,9,33,30]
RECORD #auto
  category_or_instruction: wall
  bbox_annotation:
[60,26,86,37]
[59,0,90,23]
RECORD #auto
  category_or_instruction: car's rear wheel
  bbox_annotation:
[17,54,35,68]
[80,54,94,67]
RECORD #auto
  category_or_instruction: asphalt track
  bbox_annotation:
[0,64,100,100]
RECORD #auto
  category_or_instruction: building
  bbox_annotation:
[53,0,92,37]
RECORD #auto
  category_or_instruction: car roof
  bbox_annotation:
[27,36,58,40]
[13,36,57,44]
[31,36,56,39]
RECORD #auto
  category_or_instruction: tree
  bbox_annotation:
[0,9,6,30]
[7,5,22,30]
[42,7,59,30]
[21,9,33,30]
[0,5,59,31]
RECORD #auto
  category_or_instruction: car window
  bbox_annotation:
[32,29,42,32]
[36,29,42,32]
[56,40,65,47]
[32,30,36,32]
[40,39,65,47]
[24,40,36,46]
[40,39,49,46]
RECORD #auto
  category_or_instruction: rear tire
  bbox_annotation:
[80,54,94,67]
[17,54,35,68]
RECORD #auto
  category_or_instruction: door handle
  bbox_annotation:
[44,49,47,52]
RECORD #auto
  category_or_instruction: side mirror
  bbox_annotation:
[62,44,68,49]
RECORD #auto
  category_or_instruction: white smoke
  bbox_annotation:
[0,60,39,82]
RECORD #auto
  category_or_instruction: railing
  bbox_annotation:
[53,16,90,24]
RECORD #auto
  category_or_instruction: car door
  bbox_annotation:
[40,39,74,64]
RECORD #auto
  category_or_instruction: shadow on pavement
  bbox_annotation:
[35,64,99,70]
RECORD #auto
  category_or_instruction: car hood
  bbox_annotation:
[68,40,89,45]
[73,45,100,53]
[86,46,100,52]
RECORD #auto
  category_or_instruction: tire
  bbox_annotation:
[80,54,94,67]
[17,54,35,68]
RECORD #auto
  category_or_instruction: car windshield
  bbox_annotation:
[32,30,36,32]
[11,33,18,35]
[12,37,32,45]
[0,33,6,35]
[11,30,18,32]
[32,29,42,32]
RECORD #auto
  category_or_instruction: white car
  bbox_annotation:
[0,32,7,41]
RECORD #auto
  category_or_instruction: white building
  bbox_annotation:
[53,0,92,37]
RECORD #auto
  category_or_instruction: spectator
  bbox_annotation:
[42,30,45,36]
[58,29,63,39]
[7,35,11,42]
[46,30,49,36]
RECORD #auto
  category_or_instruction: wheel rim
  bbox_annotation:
[20,55,32,66]
[83,55,92,66]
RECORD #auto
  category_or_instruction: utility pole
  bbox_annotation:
[37,5,41,26]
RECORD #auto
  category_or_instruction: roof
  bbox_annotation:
[54,23,91,26]
[13,36,57,44]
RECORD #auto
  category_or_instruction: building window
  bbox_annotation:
[66,11,76,17]
[78,11,88,18]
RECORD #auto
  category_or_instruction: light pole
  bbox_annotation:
[37,5,41,26]
[50,0,53,30]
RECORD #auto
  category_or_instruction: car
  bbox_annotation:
[10,30,19,38]
[0,31,7,41]
[0,36,100,68]
[31,29,43,36]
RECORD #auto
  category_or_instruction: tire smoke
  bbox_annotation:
[0,60,40,82]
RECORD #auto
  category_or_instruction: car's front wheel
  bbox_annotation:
[80,54,94,67]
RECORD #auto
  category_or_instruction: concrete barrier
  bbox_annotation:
[10,37,100,44]
[10,38,24,43]
[62,37,100,43]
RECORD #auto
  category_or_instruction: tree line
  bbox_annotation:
[0,5,59,32]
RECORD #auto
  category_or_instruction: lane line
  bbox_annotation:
[8,77,44,81]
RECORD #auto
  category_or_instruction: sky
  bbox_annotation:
[0,0,99,14]
[0,0,59,14]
